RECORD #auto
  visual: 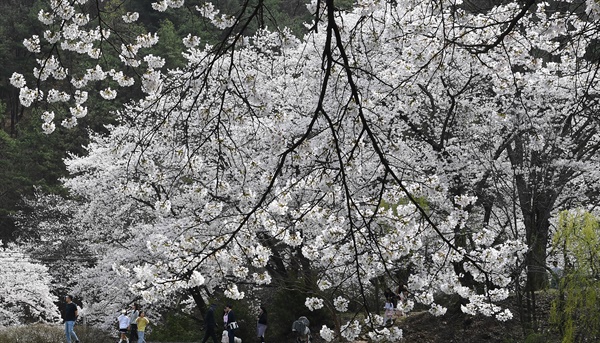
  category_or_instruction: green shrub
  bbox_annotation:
[524,332,549,343]
[149,312,202,342]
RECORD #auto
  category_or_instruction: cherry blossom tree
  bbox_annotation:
[15,191,181,329]
[11,0,600,340]
[0,242,61,326]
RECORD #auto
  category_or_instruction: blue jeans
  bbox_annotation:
[65,321,79,343]
[137,331,146,343]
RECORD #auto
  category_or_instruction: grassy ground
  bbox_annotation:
[0,324,114,343]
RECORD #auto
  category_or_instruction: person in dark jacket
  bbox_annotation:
[257,306,267,343]
[202,304,219,343]
[63,295,80,343]
[224,304,238,343]
[129,303,140,343]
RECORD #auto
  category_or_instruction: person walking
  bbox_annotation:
[224,304,238,343]
[129,304,140,343]
[117,309,131,343]
[64,295,80,343]
[384,287,397,308]
[135,311,150,343]
[201,304,219,343]
[257,306,267,343]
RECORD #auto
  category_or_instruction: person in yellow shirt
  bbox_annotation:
[135,311,150,343]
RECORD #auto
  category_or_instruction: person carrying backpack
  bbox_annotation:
[292,316,311,343]
[224,304,239,343]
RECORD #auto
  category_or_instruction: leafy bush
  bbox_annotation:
[149,312,202,342]
[523,332,551,343]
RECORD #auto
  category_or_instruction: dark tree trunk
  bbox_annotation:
[523,215,550,292]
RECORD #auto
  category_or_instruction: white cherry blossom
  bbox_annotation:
[122,12,139,23]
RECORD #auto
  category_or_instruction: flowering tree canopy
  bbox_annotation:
[0,243,60,327]
[11,0,600,341]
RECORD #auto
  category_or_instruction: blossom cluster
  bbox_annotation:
[12,0,169,131]
[305,297,324,311]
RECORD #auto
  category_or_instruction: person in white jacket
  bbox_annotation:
[117,309,131,343]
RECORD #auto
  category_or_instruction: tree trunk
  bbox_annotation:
[509,140,556,292]
[524,218,550,292]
